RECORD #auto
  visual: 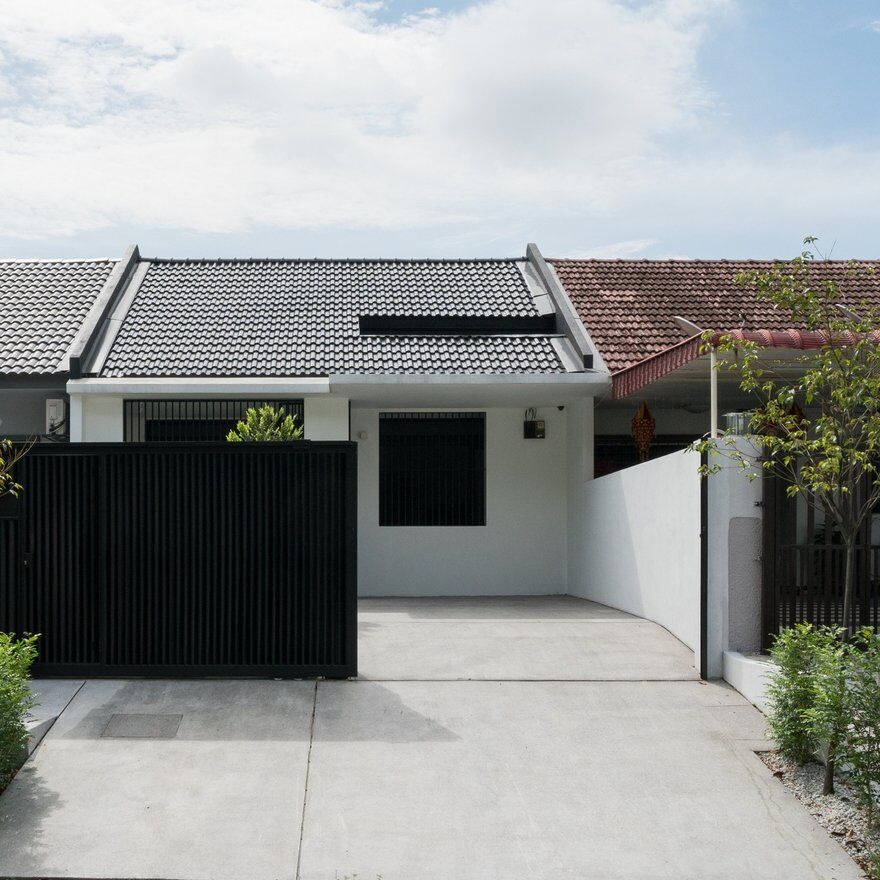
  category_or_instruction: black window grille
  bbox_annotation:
[123,399,305,442]
[379,412,486,527]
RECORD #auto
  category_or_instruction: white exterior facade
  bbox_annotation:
[59,376,761,681]
[65,378,603,600]
[354,405,569,596]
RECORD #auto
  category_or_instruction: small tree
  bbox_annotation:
[766,623,827,764]
[0,438,31,499]
[226,405,303,442]
[804,629,851,795]
[697,238,880,638]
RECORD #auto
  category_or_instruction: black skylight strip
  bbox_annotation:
[358,314,557,336]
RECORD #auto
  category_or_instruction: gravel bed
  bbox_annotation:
[761,751,880,875]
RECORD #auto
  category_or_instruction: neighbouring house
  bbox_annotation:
[551,259,880,474]
[0,257,119,439]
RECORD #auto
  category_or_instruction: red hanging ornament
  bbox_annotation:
[631,401,656,462]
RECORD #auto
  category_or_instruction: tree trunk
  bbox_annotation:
[842,538,855,636]
[823,746,835,796]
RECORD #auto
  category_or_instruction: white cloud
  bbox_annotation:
[0,0,877,256]
[0,0,726,240]
[570,239,659,258]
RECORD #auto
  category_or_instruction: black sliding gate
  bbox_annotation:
[762,473,880,649]
[0,442,357,678]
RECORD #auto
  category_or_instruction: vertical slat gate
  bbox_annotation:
[0,442,357,678]
[763,471,880,645]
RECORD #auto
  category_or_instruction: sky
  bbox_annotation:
[0,0,879,260]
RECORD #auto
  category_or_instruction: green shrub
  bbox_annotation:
[841,630,880,824]
[865,850,880,880]
[226,405,303,442]
[767,623,837,764]
[0,633,39,789]
[803,629,851,794]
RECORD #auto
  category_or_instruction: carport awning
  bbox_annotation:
[611,328,880,399]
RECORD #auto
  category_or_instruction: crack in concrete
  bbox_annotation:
[294,680,318,880]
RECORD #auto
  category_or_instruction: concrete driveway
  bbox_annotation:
[0,597,862,880]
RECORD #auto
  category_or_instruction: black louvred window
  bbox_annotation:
[379,412,486,527]
[123,399,304,442]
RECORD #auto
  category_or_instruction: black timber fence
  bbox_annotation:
[0,442,357,678]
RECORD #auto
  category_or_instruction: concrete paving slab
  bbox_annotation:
[298,679,861,880]
[0,601,856,880]
[358,597,698,680]
[25,680,84,754]
[0,679,315,880]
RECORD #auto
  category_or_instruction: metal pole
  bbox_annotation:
[710,347,719,438]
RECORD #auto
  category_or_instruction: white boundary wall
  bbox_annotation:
[568,447,702,664]
[723,651,774,714]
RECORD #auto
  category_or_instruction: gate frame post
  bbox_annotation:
[760,470,778,653]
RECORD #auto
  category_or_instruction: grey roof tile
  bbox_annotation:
[101,258,566,377]
[0,260,117,375]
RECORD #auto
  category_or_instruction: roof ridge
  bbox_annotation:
[549,257,880,264]
[0,257,118,264]
[144,256,523,265]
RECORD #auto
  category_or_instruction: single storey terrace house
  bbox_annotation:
[0,244,607,599]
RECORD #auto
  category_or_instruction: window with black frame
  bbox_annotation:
[379,412,486,526]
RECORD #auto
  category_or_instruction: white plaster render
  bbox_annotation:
[353,406,568,597]
[567,447,702,668]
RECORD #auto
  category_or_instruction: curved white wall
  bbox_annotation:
[567,446,702,659]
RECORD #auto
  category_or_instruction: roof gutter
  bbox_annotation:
[66,245,140,379]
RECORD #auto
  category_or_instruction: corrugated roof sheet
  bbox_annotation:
[0,260,116,375]
[101,258,566,377]
[551,259,880,373]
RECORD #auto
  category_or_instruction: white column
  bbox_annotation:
[68,394,84,442]
[710,348,719,438]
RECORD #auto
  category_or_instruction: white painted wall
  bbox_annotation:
[70,393,351,443]
[303,396,349,440]
[0,390,65,437]
[705,437,764,678]
[568,446,702,663]
[353,406,568,596]
[69,394,123,441]
[723,651,774,714]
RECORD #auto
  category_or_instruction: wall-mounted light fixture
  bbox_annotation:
[523,407,545,439]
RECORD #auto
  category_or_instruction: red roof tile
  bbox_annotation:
[550,259,880,374]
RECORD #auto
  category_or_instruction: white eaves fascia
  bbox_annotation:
[328,372,609,387]
[66,377,332,396]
